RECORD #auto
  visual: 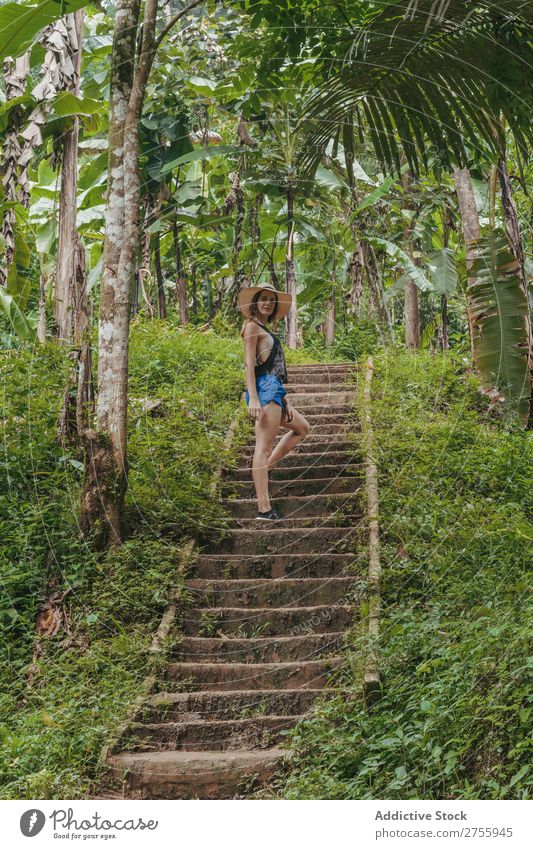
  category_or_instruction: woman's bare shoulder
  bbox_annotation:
[243,318,262,336]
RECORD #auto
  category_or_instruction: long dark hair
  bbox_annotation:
[239,290,280,337]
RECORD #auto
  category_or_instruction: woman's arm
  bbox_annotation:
[243,321,263,421]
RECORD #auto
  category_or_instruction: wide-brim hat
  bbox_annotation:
[238,283,292,319]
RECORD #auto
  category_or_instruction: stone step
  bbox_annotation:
[239,440,361,458]
[280,410,357,420]
[171,632,345,663]
[274,423,355,435]
[140,689,326,723]
[164,658,343,691]
[184,577,358,608]
[243,404,356,419]
[122,715,301,752]
[109,749,287,799]
[221,475,364,498]
[270,393,353,407]
[228,515,361,530]
[211,526,359,555]
[281,414,355,427]
[284,383,352,393]
[221,493,360,518]
[287,364,354,373]
[270,431,360,444]
[193,552,360,580]
[181,604,356,637]
[224,463,364,482]
[262,450,361,467]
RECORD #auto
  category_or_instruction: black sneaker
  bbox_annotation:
[256,506,285,520]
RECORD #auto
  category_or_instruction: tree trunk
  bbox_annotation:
[404,280,420,349]
[54,10,84,343]
[324,287,335,346]
[136,197,157,318]
[453,167,480,357]
[191,262,198,316]
[361,240,394,345]
[497,156,533,425]
[402,171,421,349]
[79,0,143,548]
[285,181,300,347]
[0,52,30,287]
[172,219,188,323]
[37,273,47,344]
[346,245,364,317]
[132,269,139,316]
[154,232,167,319]
[228,168,246,307]
[57,237,93,444]
[438,294,449,350]
[248,192,263,285]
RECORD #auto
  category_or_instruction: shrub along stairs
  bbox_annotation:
[109,363,364,798]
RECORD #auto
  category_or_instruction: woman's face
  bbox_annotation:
[256,291,277,320]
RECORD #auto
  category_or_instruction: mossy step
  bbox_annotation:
[283,383,352,393]
[121,715,302,752]
[221,475,364,498]
[184,577,358,608]
[109,749,288,800]
[193,552,361,580]
[141,689,327,723]
[221,492,360,518]
[170,632,345,664]
[211,526,359,555]
[224,463,364,482]
[246,449,361,465]
[164,658,343,691]
[181,604,356,637]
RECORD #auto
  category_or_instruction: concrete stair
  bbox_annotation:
[108,361,362,799]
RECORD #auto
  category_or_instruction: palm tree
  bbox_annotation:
[299,0,533,423]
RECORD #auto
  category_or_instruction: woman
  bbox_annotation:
[239,283,311,520]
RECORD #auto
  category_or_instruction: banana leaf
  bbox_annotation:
[0,288,36,339]
[469,233,531,423]
[0,1,91,62]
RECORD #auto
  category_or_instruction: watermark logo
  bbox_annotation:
[20,810,46,837]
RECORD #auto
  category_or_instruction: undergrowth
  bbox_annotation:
[271,350,532,800]
[0,318,247,799]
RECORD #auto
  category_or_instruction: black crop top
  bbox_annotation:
[251,319,288,384]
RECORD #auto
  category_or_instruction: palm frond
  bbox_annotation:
[300,3,533,175]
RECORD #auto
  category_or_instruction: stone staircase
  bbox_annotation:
[109,363,364,798]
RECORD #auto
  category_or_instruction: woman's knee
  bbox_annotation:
[299,419,311,437]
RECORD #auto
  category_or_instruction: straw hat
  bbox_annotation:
[238,283,292,319]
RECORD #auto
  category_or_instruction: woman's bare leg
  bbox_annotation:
[267,407,311,468]
[252,401,282,512]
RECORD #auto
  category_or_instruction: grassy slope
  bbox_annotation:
[272,350,532,800]
[0,317,250,799]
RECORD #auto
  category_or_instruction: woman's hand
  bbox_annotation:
[248,396,263,421]
[283,399,294,423]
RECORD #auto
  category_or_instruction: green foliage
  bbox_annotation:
[469,232,531,424]
[270,350,532,800]
[0,323,247,798]
[0,1,90,63]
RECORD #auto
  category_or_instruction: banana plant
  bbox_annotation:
[469,232,532,424]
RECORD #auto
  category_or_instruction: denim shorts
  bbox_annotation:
[245,373,287,412]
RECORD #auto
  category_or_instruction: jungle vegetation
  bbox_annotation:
[0,0,531,799]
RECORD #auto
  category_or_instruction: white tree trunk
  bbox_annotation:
[80,0,142,547]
